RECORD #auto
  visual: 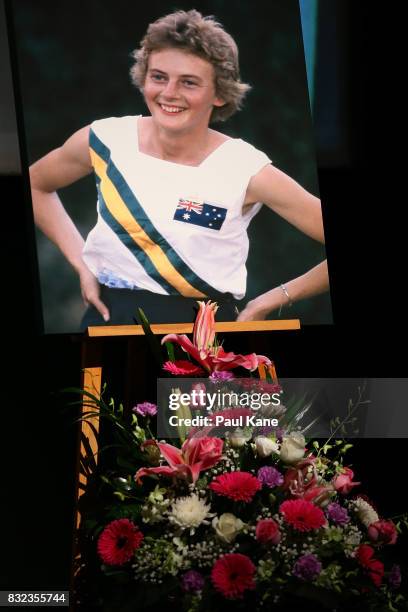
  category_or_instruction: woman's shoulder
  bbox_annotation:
[210,128,268,154]
[90,115,140,131]
[89,116,140,148]
[211,130,270,161]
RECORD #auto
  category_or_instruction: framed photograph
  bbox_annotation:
[9,0,331,333]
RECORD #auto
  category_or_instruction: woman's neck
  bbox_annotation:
[140,117,222,165]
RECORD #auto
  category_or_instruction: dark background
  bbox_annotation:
[2,0,407,601]
[11,0,330,331]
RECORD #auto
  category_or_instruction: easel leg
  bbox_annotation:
[70,338,103,609]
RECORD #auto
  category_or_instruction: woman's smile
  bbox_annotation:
[158,103,188,114]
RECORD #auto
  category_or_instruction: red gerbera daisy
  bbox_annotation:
[97,518,143,565]
[163,360,204,376]
[280,499,326,531]
[211,553,256,599]
[209,471,261,502]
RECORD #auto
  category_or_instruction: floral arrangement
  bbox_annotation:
[73,302,407,611]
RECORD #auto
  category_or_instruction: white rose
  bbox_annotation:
[228,428,251,448]
[255,436,280,458]
[212,513,245,543]
[279,432,306,464]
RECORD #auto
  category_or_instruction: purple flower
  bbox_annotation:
[293,554,322,581]
[181,569,205,593]
[209,371,235,383]
[326,502,350,526]
[275,427,285,442]
[257,466,284,488]
[257,425,275,436]
[389,564,401,590]
[133,402,157,417]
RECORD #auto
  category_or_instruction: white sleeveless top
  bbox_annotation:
[82,115,271,300]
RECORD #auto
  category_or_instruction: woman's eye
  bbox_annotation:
[183,80,197,87]
[151,74,165,81]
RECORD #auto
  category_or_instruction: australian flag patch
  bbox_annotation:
[174,198,227,231]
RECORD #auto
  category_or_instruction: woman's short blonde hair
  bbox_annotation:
[130,9,251,123]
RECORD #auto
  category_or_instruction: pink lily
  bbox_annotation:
[135,436,224,484]
[161,333,271,373]
[162,301,271,373]
[193,300,218,359]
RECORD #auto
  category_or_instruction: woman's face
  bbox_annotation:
[143,48,225,134]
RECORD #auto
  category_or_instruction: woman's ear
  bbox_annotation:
[213,96,226,108]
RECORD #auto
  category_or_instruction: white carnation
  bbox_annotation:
[354,497,379,527]
[169,493,214,534]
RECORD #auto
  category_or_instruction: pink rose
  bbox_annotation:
[255,519,281,544]
[368,520,398,545]
[183,436,224,470]
[333,467,360,495]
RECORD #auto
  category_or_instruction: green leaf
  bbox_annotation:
[165,341,175,363]
[135,307,164,368]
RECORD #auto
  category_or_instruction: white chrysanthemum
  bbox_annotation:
[354,497,379,527]
[169,494,214,534]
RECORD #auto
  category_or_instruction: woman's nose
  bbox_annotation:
[162,79,179,98]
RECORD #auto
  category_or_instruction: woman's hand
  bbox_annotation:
[236,301,268,321]
[236,290,282,321]
[237,261,330,322]
[79,265,110,322]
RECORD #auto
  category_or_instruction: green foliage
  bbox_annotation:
[393,514,408,534]
[325,383,370,444]
[315,563,344,592]
[165,341,175,363]
[135,307,164,368]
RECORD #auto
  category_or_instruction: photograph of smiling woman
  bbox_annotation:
[19,4,331,332]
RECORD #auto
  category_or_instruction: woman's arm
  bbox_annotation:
[237,164,329,321]
[29,126,110,321]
